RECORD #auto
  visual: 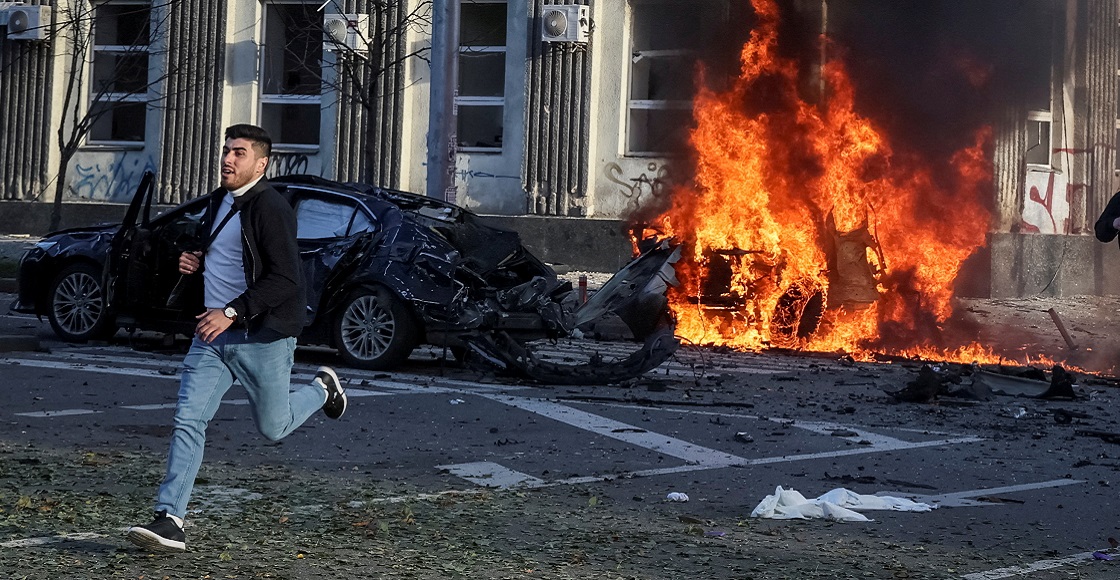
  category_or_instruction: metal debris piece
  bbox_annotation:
[970,365,1078,399]
[889,364,959,403]
[1075,430,1120,444]
[1047,308,1079,350]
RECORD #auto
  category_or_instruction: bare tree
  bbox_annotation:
[316,0,433,184]
[48,0,191,230]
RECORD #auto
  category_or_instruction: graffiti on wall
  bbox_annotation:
[70,155,158,202]
[603,161,673,214]
[266,152,311,178]
[1022,169,1083,234]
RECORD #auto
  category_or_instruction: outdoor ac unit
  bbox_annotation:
[0,2,25,27]
[541,4,588,43]
[323,13,368,52]
[7,4,49,41]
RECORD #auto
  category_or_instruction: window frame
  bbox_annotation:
[1025,109,1053,169]
[624,1,720,156]
[259,0,324,151]
[456,0,508,154]
[86,0,153,146]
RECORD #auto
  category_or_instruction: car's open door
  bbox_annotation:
[104,171,155,316]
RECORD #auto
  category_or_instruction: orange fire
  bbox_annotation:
[649,0,1002,364]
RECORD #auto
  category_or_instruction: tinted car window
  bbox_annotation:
[157,199,209,251]
[350,208,373,234]
[296,197,362,239]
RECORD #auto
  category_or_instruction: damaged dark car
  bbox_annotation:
[11,172,679,384]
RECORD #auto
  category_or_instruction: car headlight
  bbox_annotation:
[34,240,57,252]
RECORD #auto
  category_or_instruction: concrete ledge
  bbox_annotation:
[0,200,129,235]
[480,215,635,273]
[0,334,40,353]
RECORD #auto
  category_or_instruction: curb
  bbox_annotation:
[0,334,40,353]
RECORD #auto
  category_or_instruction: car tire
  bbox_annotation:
[333,286,419,370]
[47,262,115,342]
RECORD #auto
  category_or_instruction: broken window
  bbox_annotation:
[626,0,725,155]
[294,196,374,239]
[457,0,507,152]
[1025,111,1052,167]
[88,1,151,143]
[260,1,323,148]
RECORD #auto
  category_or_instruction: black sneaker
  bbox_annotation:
[126,510,185,552]
[316,366,347,419]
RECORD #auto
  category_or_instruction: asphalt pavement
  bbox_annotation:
[2,291,1120,579]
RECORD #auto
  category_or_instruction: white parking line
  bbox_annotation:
[13,409,101,418]
[430,394,984,489]
[0,532,107,548]
[961,551,1103,579]
[480,394,746,467]
[436,462,545,489]
[886,478,1086,508]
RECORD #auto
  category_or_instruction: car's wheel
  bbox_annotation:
[47,263,115,342]
[333,286,419,370]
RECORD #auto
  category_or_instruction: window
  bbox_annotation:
[627,1,723,155]
[261,2,323,148]
[295,196,373,239]
[1023,14,1053,168]
[457,0,507,152]
[1025,110,1052,167]
[89,2,151,143]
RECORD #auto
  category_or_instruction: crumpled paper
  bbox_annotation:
[750,486,934,522]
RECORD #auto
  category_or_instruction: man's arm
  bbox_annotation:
[1095,191,1120,243]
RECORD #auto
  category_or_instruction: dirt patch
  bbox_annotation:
[0,443,1018,579]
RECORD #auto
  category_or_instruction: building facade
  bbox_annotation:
[1,0,1119,295]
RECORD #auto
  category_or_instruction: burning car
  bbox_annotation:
[11,172,679,383]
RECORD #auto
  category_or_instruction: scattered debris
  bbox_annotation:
[893,364,1080,404]
[1075,430,1120,445]
[1052,409,1092,424]
[734,432,754,443]
[750,486,933,522]
[824,473,876,485]
[666,492,689,502]
[888,364,960,403]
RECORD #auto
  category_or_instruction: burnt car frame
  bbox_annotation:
[12,172,678,383]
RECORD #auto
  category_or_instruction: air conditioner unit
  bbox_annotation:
[7,4,49,41]
[541,4,588,43]
[323,13,368,52]
[0,3,26,27]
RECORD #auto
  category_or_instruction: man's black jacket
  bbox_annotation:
[203,178,306,338]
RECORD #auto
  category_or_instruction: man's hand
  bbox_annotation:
[195,308,234,343]
[179,251,203,275]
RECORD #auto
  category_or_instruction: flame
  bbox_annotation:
[650,0,1005,364]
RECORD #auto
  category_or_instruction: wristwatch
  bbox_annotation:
[222,306,238,321]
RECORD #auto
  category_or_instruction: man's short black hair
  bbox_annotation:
[224,124,272,159]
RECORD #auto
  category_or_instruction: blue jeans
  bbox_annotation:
[155,332,327,518]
